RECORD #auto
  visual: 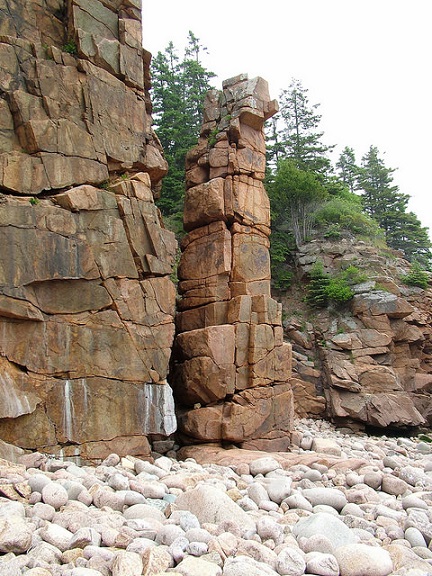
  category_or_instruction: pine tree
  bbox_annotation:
[151,32,215,219]
[358,146,431,266]
[272,78,335,178]
[336,146,359,193]
[269,159,327,247]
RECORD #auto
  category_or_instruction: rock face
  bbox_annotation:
[283,238,432,430]
[173,74,294,450]
[0,0,177,460]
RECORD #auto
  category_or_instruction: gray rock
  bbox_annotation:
[363,472,382,489]
[305,551,339,576]
[301,488,347,511]
[401,495,428,510]
[173,485,256,534]
[155,524,185,546]
[405,526,427,548]
[123,503,165,523]
[28,473,52,493]
[256,516,284,544]
[276,546,306,576]
[247,482,270,507]
[187,541,208,556]
[40,522,74,552]
[298,533,335,555]
[185,527,212,544]
[264,476,292,504]
[249,457,282,476]
[0,516,33,554]
[293,513,357,550]
[179,511,200,531]
[108,473,129,491]
[223,556,278,576]
[284,492,313,512]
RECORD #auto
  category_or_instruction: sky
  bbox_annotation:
[142,0,432,237]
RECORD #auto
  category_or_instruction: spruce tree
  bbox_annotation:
[272,78,335,178]
[358,146,431,267]
[151,32,215,220]
[336,146,359,193]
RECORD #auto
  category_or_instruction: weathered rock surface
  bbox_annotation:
[0,0,177,460]
[173,74,293,448]
[1,419,432,575]
[283,238,432,430]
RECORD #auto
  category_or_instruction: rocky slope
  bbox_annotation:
[2,420,432,575]
[281,236,432,432]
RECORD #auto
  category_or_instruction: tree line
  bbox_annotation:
[151,34,431,274]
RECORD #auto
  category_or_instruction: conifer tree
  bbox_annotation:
[358,146,431,266]
[270,78,335,179]
[336,146,359,193]
[151,32,215,219]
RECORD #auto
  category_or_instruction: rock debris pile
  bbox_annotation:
[2,420,432,575]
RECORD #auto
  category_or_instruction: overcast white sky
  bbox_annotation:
[142,1,432,237]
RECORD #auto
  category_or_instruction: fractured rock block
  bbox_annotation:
[178,222,232,281]
[183,178,226,231]
[231,231,271,283]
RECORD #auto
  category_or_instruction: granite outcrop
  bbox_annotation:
[0,0,177,461]
[284,238,432,431]
[172,74,294,451]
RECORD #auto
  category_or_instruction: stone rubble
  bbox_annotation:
[2,419,432,575]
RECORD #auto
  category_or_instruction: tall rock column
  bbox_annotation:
[173,74,294,451]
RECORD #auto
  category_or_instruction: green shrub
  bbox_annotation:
[270,230,295,291]
[340,265,368,285]
[306,261,358,307]
[402,262,430,289]
[305,262,330,307]
[314,197,383,239]
[62,40,77,54]
[326,277,354,303]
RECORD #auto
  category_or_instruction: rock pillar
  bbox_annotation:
[173,74,294,451]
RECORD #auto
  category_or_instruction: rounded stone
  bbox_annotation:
[335,543,393,576]
[179,511,200,531]
[301,488,347,511]
[405,526,427,548]
[248,483,269,507]
[293,513,357,550]
[249,457,282,476]
[276,546,306,576]
[363,472,382,490]
[41,482,69,509]
[256,516,284,543]
[306,551,339,576]
[155,524,186,546]
[28,474,52,493]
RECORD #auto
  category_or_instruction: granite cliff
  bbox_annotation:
[0,0,178,461]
